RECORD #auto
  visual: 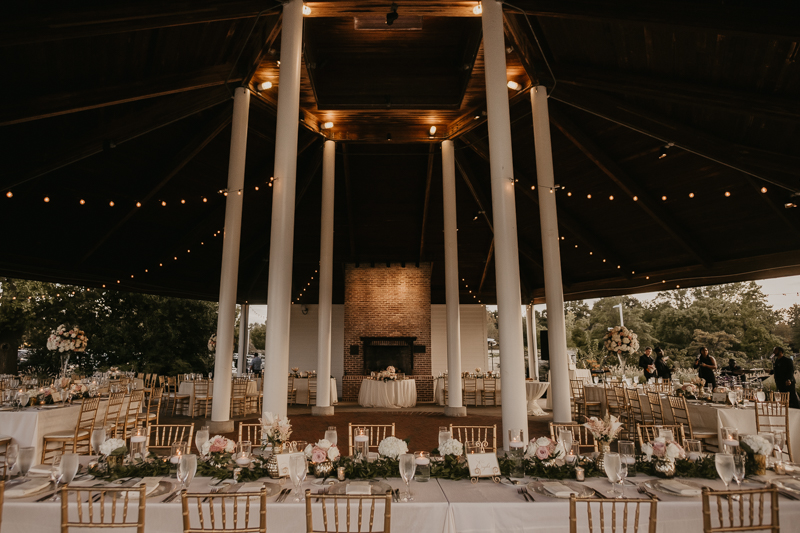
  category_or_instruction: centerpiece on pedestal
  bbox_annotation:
[47,324,89,382]
[260,412,293,478]
[207,334,216,352]
[376,366,398,381]
[584,415,624,471]
[602,326,639,367]
[641,437,686,478]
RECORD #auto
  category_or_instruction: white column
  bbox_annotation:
[532,85,571,424]
[262,0,303,418]
[530,306,540,381]
[237,304,250,375]
[481,0,529,449]
[210,86,250,432]
[525,305,534,379]
[313,140,336,416]
[442,140,466,417]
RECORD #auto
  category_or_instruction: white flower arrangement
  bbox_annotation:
[201,435,236,456]
[740,434,772,456]
[259,412,292,446]
[99,438,127,456]
[208,334,216,352]
[377,436,408,459]
[603,326,639,354]
[47,324,88,353]
[304,439,340,463]
[525,436,565,461]
[584,414,624,443]
[439,438,464,457]
[641,438,685,462]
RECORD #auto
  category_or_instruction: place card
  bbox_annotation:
[466,453,500,481]
[275,452,305,477]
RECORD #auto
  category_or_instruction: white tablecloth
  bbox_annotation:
[526,381,550,415]
[177,380,258,415]
[358,379,417,408]
[292,377,339,405]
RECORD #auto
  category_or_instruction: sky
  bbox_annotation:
[244,274,800,326]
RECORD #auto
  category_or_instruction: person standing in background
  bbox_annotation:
[772,346,800,409]
[250,354,262,375]
[694,346,717,389]
[654,347,672,382]
[639,346,657,382]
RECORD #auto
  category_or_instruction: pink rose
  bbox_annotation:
[536,446,550,460]
[311,447,328,463]
[209,436,227,453]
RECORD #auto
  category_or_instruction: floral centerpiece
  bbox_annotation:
[439,438,464,457]
[35,387,55,405]
[201,435,236,456]
[603,326,639,366]
[378,436,408,459]
[290,367,300,377]
[259,412,292,450]
[740,434,772,475]
[47,324,88,379]
[67,382,94,401]
[641,437,685,478]
[100,438,127,467]
[584,414,624,471]
[208,334,216,352]
[674,383,699,400]
[304,439,340,477]
[376,366,398,382]
[525,437,565,465]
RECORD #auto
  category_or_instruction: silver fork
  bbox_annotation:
[637,484,660,500]
[517,487,534,502]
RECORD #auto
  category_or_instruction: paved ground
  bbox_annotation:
[160,402,553,453]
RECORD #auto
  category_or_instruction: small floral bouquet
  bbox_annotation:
[377,436,408,459]
[100,438,127,457]
[47,324,88,353]
[691,376,706,388]
[201,435,236,456]
[641,438,685,462]
[438,438,464,457]
[740,434,773,475]
[304,439,340,464]
[208,334,217,352]
[68,383,93,400]
[525,436,565,462]
[584,414,624,444]
[475,367,482,376]
[259,412,292,449]
[36,387,55,405]
[603,326,639,356]
[674,383,698,399]
[376,366,398,382]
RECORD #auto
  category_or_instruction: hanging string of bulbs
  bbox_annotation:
[293,268,319,304]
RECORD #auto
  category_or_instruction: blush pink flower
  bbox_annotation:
[536,446,550,460]
[208,436,228,453]
[311,447,328,463]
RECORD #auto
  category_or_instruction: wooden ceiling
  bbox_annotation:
[1,0,799,306]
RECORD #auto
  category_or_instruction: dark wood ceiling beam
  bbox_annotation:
[3,87,232,192]
[341,144,358,259]
[242,13,282,86]
[294,141,324,209]
[557,65,800,124]
[418,144,436,261]
[304,2,481,17]
[0,65,241,127]
[507,0,800,41]
[0,1,281,47]
[478,239,494,295]
[548,105,713,268]
[79,103,234,265]
[503,12,541,86]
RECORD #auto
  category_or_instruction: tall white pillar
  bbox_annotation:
[237,304,250,375]
[442,140,466,417]
[532,85,571,423]
[525,305,534,379]
[210,86,250,432]
[530,306,540,381]
[481,0,529,449]
[262,0,304,418]
[313,140,336,416]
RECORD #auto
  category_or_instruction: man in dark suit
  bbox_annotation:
[638,346,657,382]
[772,346,800,409]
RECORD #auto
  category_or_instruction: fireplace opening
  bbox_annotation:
[362,337,416,375]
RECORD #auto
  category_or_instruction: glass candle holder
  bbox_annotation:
[354,430,369,461]
[618,440,636,477]
[170,442,188,464]
[721,427,739,454]
[415,451,430,482]
[129,426,148,462]
[685,439,702,461]
[464,441,482,455]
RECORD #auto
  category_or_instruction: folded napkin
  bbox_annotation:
[5,478,52,498]
[659,480,701,496]
[239,482,266,493]
[782,479,800,492]
[29,464,55,476]
[542,482,578,498]
[346,482,372,495]
[128,477,163,498]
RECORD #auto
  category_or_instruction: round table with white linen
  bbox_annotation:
[526,381,550,415]
[358,378,417,408]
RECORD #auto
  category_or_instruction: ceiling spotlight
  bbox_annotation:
[786,202,797,209]
[761,187,768,193]
[473,3,483,15]
[321,121,334,129]
[386,2,398,25]
[256,81,272,92]
[302,4,311,15]
[429,126,437,137]
[658,142,674,159]
[507,80,522,91]
[386,133,392,141]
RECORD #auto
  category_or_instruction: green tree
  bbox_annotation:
[249,322,266,352]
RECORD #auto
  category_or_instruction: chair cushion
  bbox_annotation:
[44,429,90,439]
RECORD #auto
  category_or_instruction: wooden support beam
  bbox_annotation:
[478,239,494,295]
[341,144,358,259]
[418,144,436,261]
[3,87,232,193]
[548,105,713,268]
[242,13,282,86]
[294,141,324,208]
[303,2,481,18]
[79,103,234,264]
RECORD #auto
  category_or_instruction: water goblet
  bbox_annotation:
[603,452,621,494]
[17,447,35,481]
[558,429,573,462]
[399,453,416,501]
[91,427,106,456]
[616,458,628,498]
[290,454,307,502]
[715,453,735,491]
[178,454,197,491]
[324,426,338,446]
[195,426,210,458]
[48,453,64,501]
[438,427,451,450]
[728,391,738,409]
[732,453,746,498]
[773,430,786,462]
[6,444,19,478]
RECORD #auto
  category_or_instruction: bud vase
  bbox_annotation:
[595,443,611,472]
[265,443,283,479]
[754,454,767,476]
[313,460,334,478]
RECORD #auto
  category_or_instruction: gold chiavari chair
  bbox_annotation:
[61,485,146,533]
[646,391,666,425]
[462,378,478,407]
[441,377,449,405]
[636,424,687,448]
[103,392,127,438]
[549,423,599,454]
[569,494,657,533]
[41,396,100,464]
[287,376,297,405]
[481,378,499,406]
[769,391,790,407]
[305,489,391,533]
[1,480,4,527]
[348,423,395,456]
[139,387,163,426]
[246,378,261,413]
[307,377,318,407]
[701,486,779,533]
[239,423,263,446]
[167,377,191,416]
[192,380,213,418]
[0,436,11,479]
[667,395,716,444]
[148,424,195,456]
[230,379,249,417]
[755,401,793,461]
[570,379,602,422]
[449,425,497,453]
[120,390,146,440]
[182,488,267,533]
[625,388,647,428]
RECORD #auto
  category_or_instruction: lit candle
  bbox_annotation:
[566,451,577,464]
[723,438,739,447]
[354,435,369,443]
[235,456,251,466]
[170,450,182,464]
[688,452,701,461]
[509,438,524,449]
[622,456,635,465]
[131,436,146,443]
[415,455,430,465]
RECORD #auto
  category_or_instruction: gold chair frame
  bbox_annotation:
[754,401,793,461]
[701,486,779,533]
[348,423,395,456]
[305,489,391,533]
[449,424,497,453]
[636,424,687,448]
[239,423,263,446]
[61,485,146,533]
[148,424,195,456]
[42,396,101,464]
[191,380,213,419]
[481,378,499,406]
[307,377,318,407]
[569,494,657,533]
[181,487,267,533]
[549,423,599,454]
[667,395,716,443]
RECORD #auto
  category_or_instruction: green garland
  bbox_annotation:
[635,456,719,479]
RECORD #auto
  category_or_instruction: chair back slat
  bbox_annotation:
[449,425,497,452]
[348,423,395,456]
[550,423,599,453]
[570,495,657,533]
[305,490,391,533]
[182,488,267,533]
[148,424,194,455]
[701,487,779,533]
[61,486,145,533]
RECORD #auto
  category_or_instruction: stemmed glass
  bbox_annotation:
[438,427,451,450]
[51,453,80,501]
[399,453,416,502]
[17,447,35,481]
[715,453,735,491]
[732,453,746,498]
[91,427,106,456]
[290,454,307,502]
[603,452,621,495]
[616,458,628,498]
[324,426,338,446]
[49,454,63,501]
[178,454,197,491]
[195,426,210,459]
[728,391,738,409]
[6,444,19,479]
[558,429,573,461]
[773,430,786,463]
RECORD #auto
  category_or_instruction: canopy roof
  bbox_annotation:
[1,1,799,305]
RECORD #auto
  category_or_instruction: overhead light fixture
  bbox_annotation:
[658,142,674,159]
[428,126,436,137]
[321,121,334,129]
[786,202,797,209]
[473,2,482,15]
[472,210,485,221]
[507,80,522,91]
[302,4,311,15]
[256,81,272,92]
[386,2,399,26]
[386,133,392,141]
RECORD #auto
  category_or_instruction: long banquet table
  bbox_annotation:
[433,378,550,414]
[358,378,416,408]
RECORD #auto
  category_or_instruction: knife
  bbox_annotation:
[593,488,609,499]
[275,488,289,502]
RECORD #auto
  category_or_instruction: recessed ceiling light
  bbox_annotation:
[429,126,436,136]
[302,4,311,15]
[473,3,482,15]
[507,81,522,91]
[257,81,272,91]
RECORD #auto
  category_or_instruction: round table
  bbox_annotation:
[526,381,550,415]
[358,379,417,408]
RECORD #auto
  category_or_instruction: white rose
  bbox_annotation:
[100,438,126,456]
[377,436,408,459]
[641,443,653,461]
[327,446,340,461]
[317,439,332,449]
[224,438,236,453]
[304,444,314,458]
[439,438,463,456]
[534,437,551,448]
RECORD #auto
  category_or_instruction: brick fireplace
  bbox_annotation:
[342,263,433,402]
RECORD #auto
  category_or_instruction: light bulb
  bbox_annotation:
[507,80,521,91]
[5,191,12,198]
[429,125,436,136]
[302,4,311,15]
[257,81,272,91]
[473,3,482,14]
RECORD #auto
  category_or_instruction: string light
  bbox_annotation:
[724,191,731,197]
[661,196,667,201]
[689,193,695,198]
[761,187,768,193]
[633,196,638,201]
[6,191,12,198]
[181,199,186,204]
[80,199,85,205]
[609,195,614,201]
[109,201,114,207]
[587,194,592,199]
[136,202,142,207]
[44,197,50,202]
[161,201,167,206]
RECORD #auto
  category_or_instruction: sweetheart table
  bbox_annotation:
[358,379,417,408]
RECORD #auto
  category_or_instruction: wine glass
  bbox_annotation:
[773,430,786,463]
[324,426,338,446]
[195,426,209,459]
[59,453,80,497]
[616,458,628,498]
[732,453,746,497]
[728,391,738,409]
[17,447,35,481]
[178,454,197,491]
[558,429,573,461]
[399,453,416,502]
[715,453,735,491]
[91,427,106,456]
[603,452,621,494]
[48,453,64,501]
[6,444,19,478]
[290,454,307,502]
[438,427,451,450]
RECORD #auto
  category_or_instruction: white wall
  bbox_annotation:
[288,304,344,398]
[431,304,488,375]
